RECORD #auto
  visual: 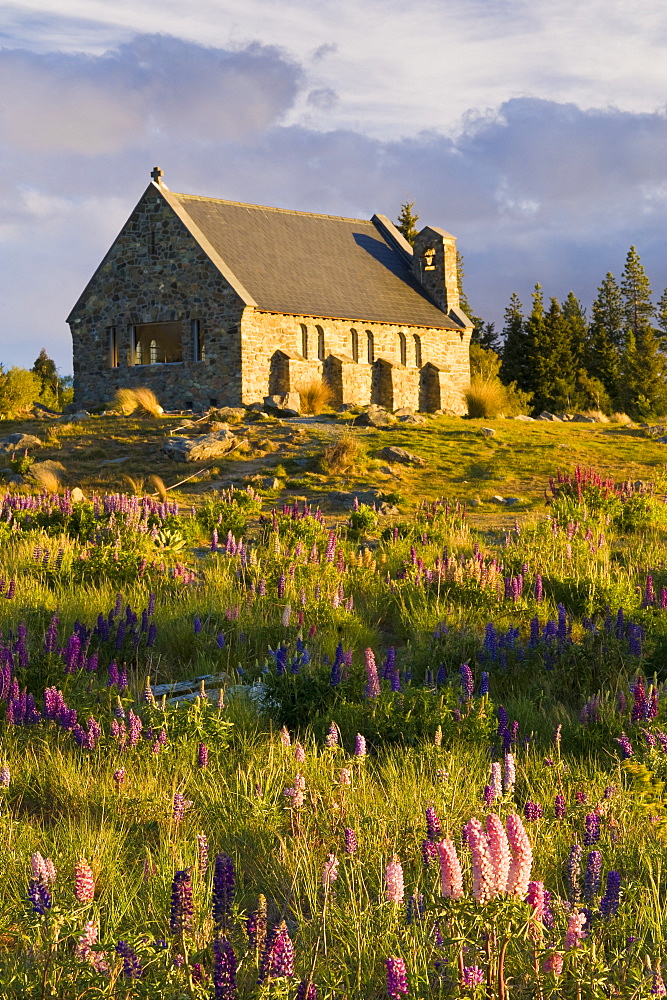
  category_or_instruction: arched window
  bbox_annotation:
[398,332,407,366]
[414,334,422,368]
[149,339,158,365]
[350,328,359,362]
[316,325,325,361]
[300,324,309,359]
[366,331,374,364]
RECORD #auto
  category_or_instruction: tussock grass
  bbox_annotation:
[465,377,506,418]
[113,386,164,417]
[320,431,363,474]
[298,378,333,415]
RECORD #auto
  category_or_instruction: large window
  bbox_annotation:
[398,332,407,366]
[366,331,375,364]
[300,324,309,359]
[108,327,118,368]
[192,320,205,362]
[350,329,359,362]
[132,322,183,365]
[413,334,422,368]
[316,325,325,361]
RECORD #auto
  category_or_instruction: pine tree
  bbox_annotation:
[395,201,419,246]
[619,247,666,417]
[32,348,60,404]
[522,283,545,397]
[585,273,623,401]
[473,321,501,352]
[532,297,577,413]
[656,287,667,352]
[500,293,526,388]
[455,250,484,332]
[562,292,587,372]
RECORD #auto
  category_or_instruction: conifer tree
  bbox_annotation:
[585,273,623,400]
[522,283,545,396]
[619,247,666,417]
[395,201,419,246]
[657,286,667,352]
[500,292,526,388]
[562,292,587,372]
[532,297,577,413]
[473,321,501,352]
[455,250,484,332]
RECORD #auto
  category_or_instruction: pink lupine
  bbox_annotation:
[485,813,511,897]
[490,762,502,799]
[75,919,110,973]
[322,853,339,888]
[505,813,533,897]
[294,743,306,763]
[543,952,564,975]
[503,753,516,794]
[464,818,494,904]
[385,854,405,904]
[564,911,587,950]
[526,880,546,922]
[339,768,351,786]
[74,857,95,902]
[31,852,56,885]
[436,839,464,899]
[280,726,291,747]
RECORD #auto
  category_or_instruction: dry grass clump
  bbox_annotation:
[298,378,333,415]
[147,474,168,501]
[113,387,164,417]
[465,378,506,419]
[320,432,363,475]
[581,409,609,423]
[121,474,145,495]
[611,412,632,425]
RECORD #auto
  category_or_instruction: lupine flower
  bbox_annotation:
[386,957,409,998]
[0,766,9,786]
[339,768,351,786]
[246,895,268,953]
[27,878,52,914]
[296,979,318,1000]
[344,827,358,854]
[325,721,339,747]
[459,662,474,701]
[280,726,291,747]
[614,733,635,759]
[170,869,193,934]
[198,742,209,767]
[355,733,367,757]
[526,880,546,922]
[564,911,587,950]
[543,952,564,975]
[437,839,464,899]
[555,793,566,819]
[213,854,235,931]
[113,768,126,786]
[364,648,381,699]
[75,919,110,973]
[486,814,511,897]
[385,854,405,904]
[426,806,441,841]
[464,818,494,903]
[584,850,603,901]
[212,937,238,1000]
[652,966,667,996]
[172,792,193,824]
[31,853,56,885]
[584,812,601,846]
[524,801,543,821]
[434,725,443,747]
[322,853,339,888]
[116,940,143,978]
[490,762,502,799]
[462,966,484,987]
[74,858,95,902]
[294,743,306,763]
[565,843,583,904]
[281,604,291,627]
[258,921,294,982]
[506,813,533,897]
[599,870,621,917]
[503,753,516,794]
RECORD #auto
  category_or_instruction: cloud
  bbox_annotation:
[1,33,667,374]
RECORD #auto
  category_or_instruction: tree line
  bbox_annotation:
[396,202,667,419]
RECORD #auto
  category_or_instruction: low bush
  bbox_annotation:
[0,365,41,416]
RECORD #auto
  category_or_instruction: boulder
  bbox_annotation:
[571,413,596,423]
[490,495,505,504]
[328,489,383,510]
[480,427,496,438]
[162,428,239,463]
[99,456,130,466]
[537,411,562,422]
[0,433,43,452]
[212,407,246,422]
[27,460,66,481]
[70,487,86,503]
[263,393,301,417]
[397,413,426,425]
[514,414,534,421]
[352,405,396,428]
[377,445,425,466]
[67,410,92,422]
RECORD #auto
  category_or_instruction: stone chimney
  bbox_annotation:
[411,226,460,314]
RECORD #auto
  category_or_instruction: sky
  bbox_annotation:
[1,0,667,372]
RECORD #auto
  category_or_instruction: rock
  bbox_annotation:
[249,475,283,490]
[263,393,301,416]
[480,427,496,438]
[99,456,130,466]
[212,407,246,422]
[537,411,562,422]
[0,433,43,452]
[5,473,24,485]
[352,405,395,428]
[558,413,574,421]
[328,489,383,510]
[393,407,415,417]
[161,428,239,463]
[657,436,667,444]
[379,465,399,475]
[377,445,425,466]
[28,459,66,481]
[397,413,426,425]
[470,497,482,507]
[245,402,264,412]
[514,414,534,421]
[505,497,521,505]
[70,487,86,502]
[571,413,596,423]
[68,410,92,422]
[490,495,505,504]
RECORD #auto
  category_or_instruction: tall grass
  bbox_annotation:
[297,379,333,415]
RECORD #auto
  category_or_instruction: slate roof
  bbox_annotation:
[170,193,460,330]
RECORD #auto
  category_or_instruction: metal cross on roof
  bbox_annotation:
[151,166,163,184]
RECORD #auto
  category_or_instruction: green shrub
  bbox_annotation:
[0,365,41,416]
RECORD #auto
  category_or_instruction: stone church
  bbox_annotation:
[67,169,472,413]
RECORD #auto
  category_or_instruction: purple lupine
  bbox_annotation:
[631,678,646,723]
[0,765,9,786]
[198,742,209,768]
[147,622,157,647]
[355,733,367,757]
[44,615,59,653]
[296,980,317,1000]
[116,941,142,979]
[364,648,380,699]
[170,869,194,934]
[599,870,621,917]
[386,957,409,998]
[27,878,52,914]
[534,573,544,602]
[614,733,634,759]
[479,671,490,697]
[258,922,295,983]
[344,828,357,854]
[584,813,601,846]
[524,801,543,821]
[462,966,485,987]
[565,843,583,904]
[246,896,268,953]
[213,854,235,932]
[584,851,602,901]
[194,615,202,634]
[425,806,441,842]
[421,840,438,868]
[555,793,566,819]
[277,573,286,598]
[212,937,238,1000]
[197,833,209,876]
[459,662,474,701]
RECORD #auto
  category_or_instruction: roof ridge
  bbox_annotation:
[172,192,372,225]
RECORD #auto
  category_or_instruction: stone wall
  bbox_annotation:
[68,185,246,411]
